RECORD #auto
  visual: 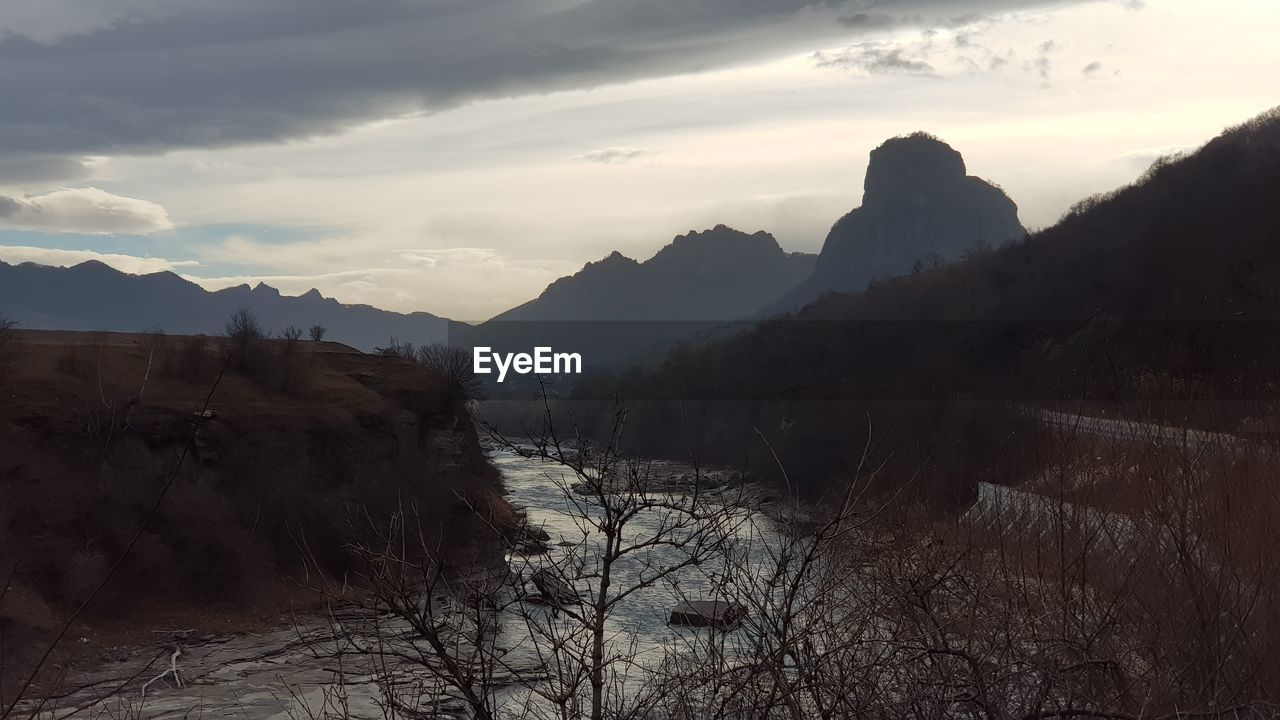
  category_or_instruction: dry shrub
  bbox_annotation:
[947,421,1280,714]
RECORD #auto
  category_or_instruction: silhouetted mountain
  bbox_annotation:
[764,132,1024,315]
[0,260,446,350]
[562,107,1280,502]
[492,225,815,322]
[448,226,815,385]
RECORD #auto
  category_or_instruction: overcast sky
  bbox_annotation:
[0,0,1276,321]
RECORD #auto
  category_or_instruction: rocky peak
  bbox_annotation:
[760,132,1024,315]
[863,132,967,206]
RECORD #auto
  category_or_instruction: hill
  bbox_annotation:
[0,260,448,351]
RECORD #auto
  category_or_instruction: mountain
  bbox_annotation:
[0,260,447,351]
[563,107,1280,501]
[491,225,815,322]
[764,132,1024,315]
[449,225,815,383]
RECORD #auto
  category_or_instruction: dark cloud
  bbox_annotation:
[0,0,1072,157]
[1031,38,1056,79]
[837,12,899,29]
[815,45,936,75]
[0,155,94,183]
[0,196,21,217]
[573,146,654,164]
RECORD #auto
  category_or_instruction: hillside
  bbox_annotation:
[0,260,448,351]
[491,225,815,322]
[560,107,1280,502]
[0,329,509,692]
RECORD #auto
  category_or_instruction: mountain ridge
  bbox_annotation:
[0,259,447,351]
[490,224,816,323]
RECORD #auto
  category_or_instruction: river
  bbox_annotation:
[23,444,781,719]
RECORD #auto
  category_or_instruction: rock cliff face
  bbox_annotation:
[490,225,815,322]
[765,133,1024,314]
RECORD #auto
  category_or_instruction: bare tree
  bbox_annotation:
[478,398,745,720]
[308,325,327,342]
[301,503,517,720]
[418,342,484,402]
[225,307,263,342]
[375,336,416,360]
[225,308,265,373]
[272,393,1280,720]
[280,325,304,343]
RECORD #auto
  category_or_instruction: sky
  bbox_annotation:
[0,0,1277,321]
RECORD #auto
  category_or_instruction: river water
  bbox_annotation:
[27,445,781,719]
[489,444,783,716]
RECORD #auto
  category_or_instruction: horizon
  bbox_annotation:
[1,0,1278,320]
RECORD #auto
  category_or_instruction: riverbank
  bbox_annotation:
[0,330,510,710]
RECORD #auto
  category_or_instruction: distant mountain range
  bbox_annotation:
[1,133,1024,358]
[0,260,446,351]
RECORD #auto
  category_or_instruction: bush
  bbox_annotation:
[418,342,483,403]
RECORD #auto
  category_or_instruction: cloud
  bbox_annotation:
[0,187,175,235]
[572,146,654,164]
[190,247,576,320]
[1082,60,1102,75]
[0,0,1071,158]
[0,245,196,274]
[836,12,899,30]
[1033,55,1052,78]
[814,45,937,75]
[0,155,97,184]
